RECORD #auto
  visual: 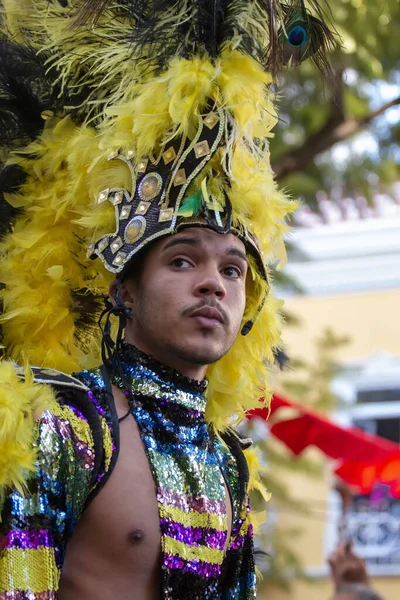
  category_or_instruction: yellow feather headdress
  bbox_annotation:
[0,0,335,431]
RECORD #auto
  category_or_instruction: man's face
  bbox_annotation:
[119,227,248,373]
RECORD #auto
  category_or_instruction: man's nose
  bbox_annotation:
[194,268,227,300]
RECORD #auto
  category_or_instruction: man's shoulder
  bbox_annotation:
[0,361,115,504]
[15,364,111,436]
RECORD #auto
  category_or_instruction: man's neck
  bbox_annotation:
[123,334,207,382]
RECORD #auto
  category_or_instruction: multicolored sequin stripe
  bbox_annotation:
[109,342,257,600]
[0,403,91,598]
[0,385,115,599]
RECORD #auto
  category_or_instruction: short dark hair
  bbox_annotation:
[120,244,152,285]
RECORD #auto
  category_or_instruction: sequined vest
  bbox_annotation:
[0,345,256,599]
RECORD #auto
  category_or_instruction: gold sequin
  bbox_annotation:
[174,169,187,186]
[97,189,109,204]
[120,205,132,220]
[112,251,128,266]
[135,201,151,215]
[194,140,210,159]
[137,158,149,173]
[158,208,174,222]
[162,147,177,165]
[203,112,219,129]
[110,237,123,254]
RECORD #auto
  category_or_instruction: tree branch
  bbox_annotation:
[272,96,400,182]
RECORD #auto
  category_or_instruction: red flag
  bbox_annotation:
[248,394,400,496]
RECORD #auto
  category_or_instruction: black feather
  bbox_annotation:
[76,0,336,76]
[0,38,52,150]
[272,347,290,370]
[0,164,27,239]
[72,288,107,353]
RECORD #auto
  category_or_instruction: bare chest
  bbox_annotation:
[60,389,232,600]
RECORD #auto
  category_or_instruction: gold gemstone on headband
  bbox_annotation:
[194,140,210,159]
[135,201,151,215]
[162,147,177,165]
[113,251,128,267]
[204,112,219,129]
[138,173,163,200]
[158,208,174,223]
[110,237,123,254]
[107,150,119,160]
[111,190,124,205]
[126,150,135,159]
[120,205,132,220]
[97,237,109,253]
[98,188,110,204]
[174,168,187,186]
[124,216,146,244]
[137,158,149,173]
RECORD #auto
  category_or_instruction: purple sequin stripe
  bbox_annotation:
[164,553,222,578]
[158,488,226,515]
[229,524,253,551]
[3,530,53,550]
[0,593,58,599]
[87,389,106,417]
[160,519,227,550]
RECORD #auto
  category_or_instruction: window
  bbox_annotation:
[357,388,400,404]
[326,355,400,575]
[349,415,400,568]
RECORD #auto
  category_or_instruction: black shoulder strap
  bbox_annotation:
[221,429,252,509]
[59,386,105,490]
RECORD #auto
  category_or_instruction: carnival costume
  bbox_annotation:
[0,0,334,598]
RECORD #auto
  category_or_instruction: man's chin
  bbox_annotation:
[171,339,226,367]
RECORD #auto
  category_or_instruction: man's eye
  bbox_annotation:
[171,257,192,268]
[223,266,241,279]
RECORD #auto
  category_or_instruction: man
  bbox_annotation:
[329,544,385,600]
[60,227,250,600]
[0,1,334,598]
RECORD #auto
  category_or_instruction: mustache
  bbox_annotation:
[182,300,229,326]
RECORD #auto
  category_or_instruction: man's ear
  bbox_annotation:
[108,279,119,307]
[109,278,136,310]
[108,279,134,322]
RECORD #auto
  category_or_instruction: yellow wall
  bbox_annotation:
[282,288,400,361]
[264,287,400,600]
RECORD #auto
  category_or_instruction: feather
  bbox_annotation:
[71,0,336,101]
[0,361,55,509]
[0,0,336,131]
[0,165,26,239]
[277,1,336,74]
[0,37,51,149]
[72,288,106,353]
[178,190,204,217]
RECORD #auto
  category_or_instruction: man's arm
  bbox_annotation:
[0,410,69,597]
[0,365,96,598]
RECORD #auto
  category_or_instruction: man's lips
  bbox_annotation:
[190,306,225,327]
